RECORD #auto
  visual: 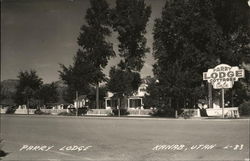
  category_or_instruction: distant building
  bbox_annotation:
[74,95,89,108]
[104,78,149,110]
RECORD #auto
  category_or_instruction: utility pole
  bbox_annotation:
[231,89,234,107]
[27,97,29,115]
[96,82,99,109]
[222,89,225,118]
[76,91,78,116]
[118,98,120,117]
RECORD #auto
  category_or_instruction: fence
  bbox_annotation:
[0,107,7,114]
[180,109,201,118]
[86,109,112,116]
[1,107,153,117]
[206,107,239,118]
[15,109,36,115]
[127,109,152,116]
[40,109,68,115]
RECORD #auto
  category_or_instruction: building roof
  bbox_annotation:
[75,95,88,101]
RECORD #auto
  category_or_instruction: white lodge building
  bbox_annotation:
[104,80,148,110]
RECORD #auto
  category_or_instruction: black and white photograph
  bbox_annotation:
[1,0,250,160]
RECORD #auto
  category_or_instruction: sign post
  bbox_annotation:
[76,91,78,117]
[203,64,245,118]
[222,88,225,118]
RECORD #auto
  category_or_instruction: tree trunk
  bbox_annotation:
[27,98,29,115]
[76,91,78,116]
[208,83,213,108]
[231,89,234,107]
[96,82,99,109]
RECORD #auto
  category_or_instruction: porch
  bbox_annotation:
[105,96,143,109]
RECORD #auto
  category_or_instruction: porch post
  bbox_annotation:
[140,98,143,109]
[128,98,130,109]
[105,99,107,109]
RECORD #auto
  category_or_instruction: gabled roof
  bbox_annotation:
[75,95,88,101]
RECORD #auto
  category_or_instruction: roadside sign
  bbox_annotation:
[203,64,245,118]
[203,64,244,89]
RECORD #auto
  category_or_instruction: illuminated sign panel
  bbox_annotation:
[203,64,245,89]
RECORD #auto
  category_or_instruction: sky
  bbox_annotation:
[1,0,165,83]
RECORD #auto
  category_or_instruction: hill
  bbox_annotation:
[0,79,68,106]
[0,79,19,105]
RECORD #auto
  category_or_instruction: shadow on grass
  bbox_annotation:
[0,149,8,158]
[0,139,8,159]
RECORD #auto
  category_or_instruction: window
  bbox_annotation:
[107,100,111,107]
[129,99,141,108]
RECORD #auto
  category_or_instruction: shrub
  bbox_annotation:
[78,107,88,115]
[107,111,114,116]
[58,112,75,116]
[5,106,17,114]
[200,108,208,117]
[151,107,175,117]
[112,109,129,116]
[34,109,50,115]
[0,139,8,158]
[67,107,88,116]
[239,102,250,116]
[58,107,89,116]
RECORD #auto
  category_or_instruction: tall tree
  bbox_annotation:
[0,85,7,103]
[60,51,100,103]
[153,0,250,111]
[111,0,151,71]
[153,0,225,110]
[212,0,250,105]
[59,0,114,106]
[107,67,141,96]
[88,85,108,109]
[107,0,151,108]
[38,82,59,106]
[107,67,141,109]
[14,70,43,108]
[212,0,250,65]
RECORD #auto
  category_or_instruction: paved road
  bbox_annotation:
[0,115,249,161]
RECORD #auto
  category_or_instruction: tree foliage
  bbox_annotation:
[111,0,151,71]
[213,0,250,65]
[59,51,101,102]
[107,0,151,108]
[152,0,250,109]
[213,0,250,106]
[153,0,221,109]
[212,0,250,106]
[0,85,7,103]
[59,0,114,103]
[87,85,107,108]
[77,0,114,71]
[107,67,141,97]
[38,82,59,106]
[14,70,43,106]
[142,77,159,108]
